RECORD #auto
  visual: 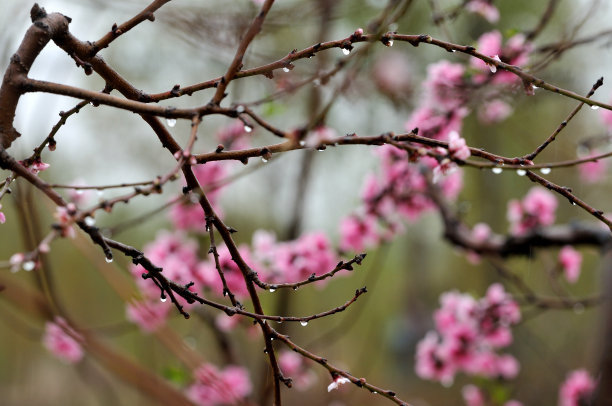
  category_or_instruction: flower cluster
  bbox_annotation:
[186,363,252,406]
[42,317,84,364]
[507,187,558,235]
[462,384,523,406]
[466,0,499,23]
[415,284,521,385]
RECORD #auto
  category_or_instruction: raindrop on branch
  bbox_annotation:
[516,169,526,176]
[161,297,167,302]
[540,167,551,175]
[282,67,290,73]
[269,288,276,293]
[342,48,351,55]
[300,321,308,326]
[591,105,600,110]
[244,125,253,133]
[105,257,113,263]
[166,118,177,127]
[491,167,503,174]
[84,216,96,226]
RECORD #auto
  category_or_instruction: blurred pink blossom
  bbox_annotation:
[373,51,413,100]
[478,99,513,124]
[466,0,499,22]
[0,204,5,224]
[578,155,607,183]
[558,369,595,406]
[187,363,252,405]
[126,300,170,332]
[43,317,84,364]
[448,131,471,161]
[339,214,379,252]
[423,61,466,111]
[559,246,582,284]
[279,351,316,390]
[462,384,486,406]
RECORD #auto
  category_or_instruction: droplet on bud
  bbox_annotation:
[540,167,551,175]
[161,297,167,302]
[84,216,95,226]
[283,67,290,73]
[244,125,253,133]
[105,257,113,263]
[23,261,36,271]
[516,169,526,176]
[300,321,308,326]
[492,167,503,174]
[591,105,600,110]
[166,118,177,127]
[342,48,351,55]
[386,39,394,47]
[269,288,276,293]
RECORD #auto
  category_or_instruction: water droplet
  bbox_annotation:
[293,286,299,291]
[261,157,268,163]
[22,261,35,271]
[571,202,577,206]
[105,257,113,263]
[373,391,378,394]
[387,39,394,47]
[516,169,526,176]
[84,216,95,226]
[97,190,104,197]
[450,49,456,53]
[269,288,276,293]
[282,67,290,73]
[244,125,253,133]
[573,303,585,314]
[76,190,84,195]
[277,319,283,324]
[540,167,552,175]
[161,297,167,302]
[492,167,503,174]
[533,85,539,90]
[205,225,210,232]
[591,105,600,110]
[166,118,177,127]
[489,64,497,73]
[313,79,320,87]
[236,105,245,113]
[299,140,306,147]
[342,48,351,55]
[300,321,308,326]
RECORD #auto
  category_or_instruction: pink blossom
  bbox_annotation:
[9,252,24,272]
[472,223,491,242]
[472,31,532,84]
[466,0,499,22]
[126,300,170,332]
[471,31,502,73]
[43,317,84,364]
[478,99,513,124]
[462,384,486,406]
[405,106,467,141]
[508,187,558,235]
[415,331,456,385]
[448,131,471,161]
[327,375,350,392]
[423,61,466,111]
[339,214,379,252]
[578,155,607,183]
[196,245,250,298]
[54,205,76,238]
[20,158,50,175]
[558,369,595,406]
[559,246,582,284]
[0,204,5,224]
[131,231,201,299]
[187,363,252,405]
